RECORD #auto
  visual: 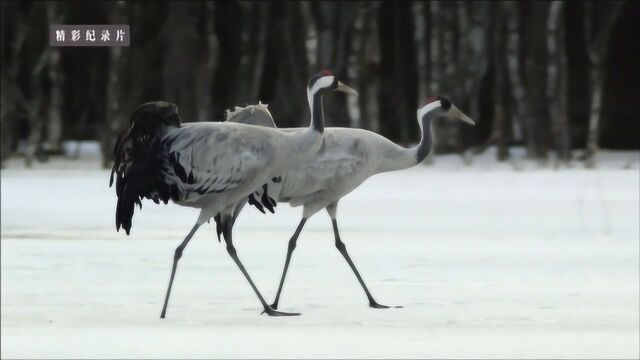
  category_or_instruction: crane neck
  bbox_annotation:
[414,111,437,163]
[374,110,443,174]
[281,88,325,165]
[307,90,325,133]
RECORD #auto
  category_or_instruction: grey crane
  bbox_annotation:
[218,96,475,311]
[109,71,358,318]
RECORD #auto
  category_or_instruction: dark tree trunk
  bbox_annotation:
[1,1,29,165]
[24,3,49,167]
[547,1,571,165]
[583,1,624,168]
[195,2,218,122]
[522,1,551,160]
[504,1,527,150]
[45,2,64,155]
[360,2,381,133]
[102,1,129,168]
[491,2,510,161]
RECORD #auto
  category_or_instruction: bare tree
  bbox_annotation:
[24,3,49,167]
[1,2,29,165]
[346,2,368,128]
[247,2,268,103]
[102,1,128,168]
[359,2,381,133]
[265,2,310,128]
[45,2,64,155]
[437,1,461,154]
[413,1,427,105]
[547,1,571,165]
[459,1,490,119]
[490,2,510,161]
[195,2,218,121]
[504,1,527,152]
[583,1,624,168]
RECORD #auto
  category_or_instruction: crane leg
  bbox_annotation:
[332,218,401,309]
[222,221,300,316]
[270,218,307,309]
[160,222,202,319]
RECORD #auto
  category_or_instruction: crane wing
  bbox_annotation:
[161,124,274,203]
[307,152,364,179]
[301,138,367,180]
[224,102,283,215]
[245,175,282,214]
[225,102,276,128]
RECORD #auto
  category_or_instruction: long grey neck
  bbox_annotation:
[308,90,325,133]
[414,112,435,163]
[283,89,325,164]
[375,110,439,174]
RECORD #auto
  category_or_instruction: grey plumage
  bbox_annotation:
[221,97,475,310]
[109,71,358,318]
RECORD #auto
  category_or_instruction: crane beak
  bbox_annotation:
[451,105,475,125]
[335,81,359,96]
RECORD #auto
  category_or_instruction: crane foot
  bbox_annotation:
[369,301,403,309]
[261,306,301,316]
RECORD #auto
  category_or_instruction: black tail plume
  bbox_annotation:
[110,101,181,235]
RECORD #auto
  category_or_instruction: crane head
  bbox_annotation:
[418,96,475,125]
[129,101,182,137]
[307,70,358,97]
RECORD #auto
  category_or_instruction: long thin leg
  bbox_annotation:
[160,222,202,318]
[332,218,401,309]
[270,218,307,309]
[223,224,300,316]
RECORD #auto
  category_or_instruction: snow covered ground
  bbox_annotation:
[2,147,639,358]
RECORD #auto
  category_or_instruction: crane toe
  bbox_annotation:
[261,306,301,316]
[369,301,402,309]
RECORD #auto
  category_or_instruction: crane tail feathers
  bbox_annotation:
[248,193,265,214]
[214,214,223,242]
[110,102,181,236]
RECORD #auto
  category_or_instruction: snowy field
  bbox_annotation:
[1,146,639,359]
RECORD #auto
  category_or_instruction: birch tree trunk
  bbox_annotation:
[547,1,571,165]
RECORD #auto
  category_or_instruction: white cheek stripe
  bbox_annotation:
[308,75,335,112]
[417,100,441,119]
[310,76,335,96]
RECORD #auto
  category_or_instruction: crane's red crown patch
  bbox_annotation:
[425,96,440,104]
[320,70,333,76]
